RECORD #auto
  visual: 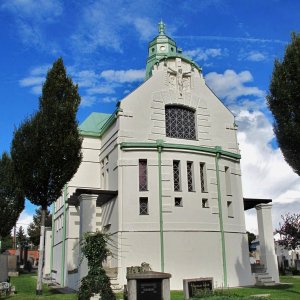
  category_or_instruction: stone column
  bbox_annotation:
[256,204,279,283]
[79,194,98,280]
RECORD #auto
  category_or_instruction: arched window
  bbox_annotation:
[165,105,196,140]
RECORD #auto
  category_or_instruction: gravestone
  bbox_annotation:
[126,264,171,300]
[8,255,18,277]
[0,254,8,282]
[183,277,213,299]
[137,279,162,300]
[295,259,300,271]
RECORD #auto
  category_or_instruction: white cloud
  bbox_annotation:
[20,64,145,106]
[30,65,50,76]
[245,51,266,62]
[1,0,63,50]
[16,210,34,235]
[19,76,44,87]
[1,0,63,22]
[70,1,125,53]
[81,96,97,107]
[206,69,300,234]
[239,50,267,62]
[19,65,49,95]
[174,35,286,45]
[87,86,116,95]
[132,17,156,41]
[102,96,118,103]
[100,69,145,83]
[185,48,225,61]
[238,100,300,234]
[205,70,265,102]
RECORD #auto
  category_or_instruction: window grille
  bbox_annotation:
[165,106,196,140]
[139,160,148,191]
[200,162,207,193]
[173,160,181,191]
[187,162,194,192]
[139,198,148,215]
[175,197,183,207]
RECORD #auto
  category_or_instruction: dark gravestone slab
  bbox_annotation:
[137,279,162,300]
[0,254,8,282]
[183,277,213,299]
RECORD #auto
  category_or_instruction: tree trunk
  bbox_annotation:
[36,208,46,295]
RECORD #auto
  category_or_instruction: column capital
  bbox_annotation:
[78,194,98,202]
[255,203,272,211]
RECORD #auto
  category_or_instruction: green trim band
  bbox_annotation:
[61,185,67,286]
[157,143,164,272]
[121,141,231,286]
[215,152,228,287]
[120,142,241,160]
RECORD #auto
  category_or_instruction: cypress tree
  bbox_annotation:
[267,32,300,176]
[0,152,24,252]
[11,58,82,294]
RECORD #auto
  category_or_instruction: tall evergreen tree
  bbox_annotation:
[11,58,82,294]
[28,208,52,247]
[16,226,27,248]
[267,32,300,176]
[0,152,24,251]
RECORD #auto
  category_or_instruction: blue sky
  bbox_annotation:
[1,0,300,232]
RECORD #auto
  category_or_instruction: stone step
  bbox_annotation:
[255,273,270,279]
[259,277,273,283]
[256,281,276,287]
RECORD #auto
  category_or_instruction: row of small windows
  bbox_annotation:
[138,160,233,217]
[174,197,209,208]
[139,197,233,217]
[139,159,232,195]
[173,161,209,193]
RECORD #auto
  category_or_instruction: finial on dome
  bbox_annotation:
[158,20,165,35]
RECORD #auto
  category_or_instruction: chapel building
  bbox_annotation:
[49,22,279,290]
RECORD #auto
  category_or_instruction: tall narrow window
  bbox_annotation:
[187,162,194,192]
[139,198,148,215]
[165,106,196,140]
[200,162,208,193]
[139,160,148,191]
[227,201,234,218]
[225,166,232,196]
[173,160,181,191]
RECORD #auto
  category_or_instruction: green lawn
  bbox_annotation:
[2,274,76,300]
[2,274,300,300]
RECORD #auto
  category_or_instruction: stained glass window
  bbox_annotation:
[139,198,148,215]
[187,162,194,192]
[173,160,181,191]
[165,106,196,140]
[139,160,147,191]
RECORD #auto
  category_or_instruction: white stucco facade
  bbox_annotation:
[50,24,278,290]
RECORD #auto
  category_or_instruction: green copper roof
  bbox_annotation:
[79,112,112,137]
[145,22,202,79]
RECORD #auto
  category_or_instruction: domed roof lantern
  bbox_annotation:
[145,21,202,80]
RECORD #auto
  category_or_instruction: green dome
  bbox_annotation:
[145,22,201,79]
